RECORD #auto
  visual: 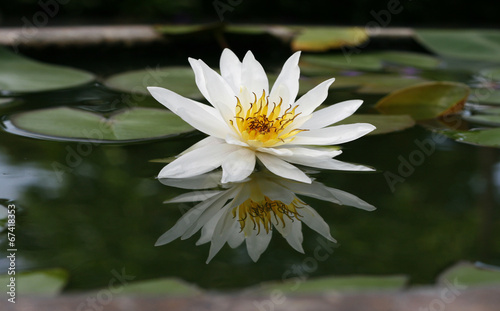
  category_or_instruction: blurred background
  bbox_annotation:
[1,0,499,27]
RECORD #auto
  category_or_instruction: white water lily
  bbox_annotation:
[157,171,375,263]
[148,49,375,184]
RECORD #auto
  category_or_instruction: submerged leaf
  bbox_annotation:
[0,47,94,94]
[376,82,470,120]
[7,107,193,142]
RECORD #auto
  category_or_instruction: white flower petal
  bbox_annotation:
[164,190,222,203]
[179,136,224,156]
[196,206,227,245]
[257,147,294,156]
[283,221,304,253]
[221,148,256,183]
[246,229,273,262]
[225,134,249,147]
[220,48,242,94]
[158,143,239,179]
[241,51,269,96]
[207,205,237,263]
[155,190,229,246]
[227,227,245,248]
[188,58,211,102]
[159,171,222,190]
[302,100,364,130]
[280,150,375,172]
[196,59,238,119]
[291,123,376,146]
[294,78,336,117]
[300,205,337,242]
[276,179,342,205]
[326,188,376,211]
[256,153,312,183]
[147,87,228,138]
[270,51,301,106]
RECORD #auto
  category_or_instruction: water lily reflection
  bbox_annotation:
[157,171,375,263]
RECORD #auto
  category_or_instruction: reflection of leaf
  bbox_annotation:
[104,67,202,99]
[0,268,68,296]
[115,278,200,295]
[8,107,193,142]
[0,47,94,94]
[376,82,470,120]
[438,262,500,287]
[257,275,408,294]
[291,27,368,52]
[336,114,415,135]
[415,30,500,62]
[442,128,500,147]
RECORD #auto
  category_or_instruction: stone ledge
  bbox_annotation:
[1,285,499,311]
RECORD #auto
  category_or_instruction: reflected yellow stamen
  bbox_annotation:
[230,90,306,148]
[232,197,305,234]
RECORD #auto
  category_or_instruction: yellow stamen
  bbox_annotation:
[230,90,306,148]
[232,197,305,234]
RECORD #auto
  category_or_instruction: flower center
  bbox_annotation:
[232,196,305,234]
[229,90,305,148]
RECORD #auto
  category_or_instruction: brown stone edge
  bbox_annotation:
[1,285,499,311]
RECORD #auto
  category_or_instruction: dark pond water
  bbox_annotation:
[0,46,499,292]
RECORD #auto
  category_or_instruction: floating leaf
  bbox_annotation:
[115,278,200,295]
[257,275,407,294]
[376,82,470,120]
[0,268,68,296]
[336,114,415,135]
[442,128,500,147]
[301,54,382,71]
[478,67,500,82]
[155,23,223,35]
[374,51,442,69]
[291,27,369,52]
[327,74,429,94]
[438,262,500,287]
[0,47,95,94]
[462,114,500,127]
[469,89,500,106]
[415,30,500,63]
[7,107,193,143]
[104,67,202,99]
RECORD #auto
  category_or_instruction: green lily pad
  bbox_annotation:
[115,278,200,295]
[104,67,203,100]
[7,106,193,143]
[479,67,500,82]
[326,74,429,94]
[336,114,415,135]
[376,81,470,120]
[462,114,500,127]
[0,268,68,296]
[0,47,95,94]
[415,30,500,63]
[442,128,500,147]
[301,54,382,71]
[469,89,500,105]
[291,27,368,52]
[375,51,442,69]
[257,275,408,294]
[155,23,223,35]
[438,262,500,287]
